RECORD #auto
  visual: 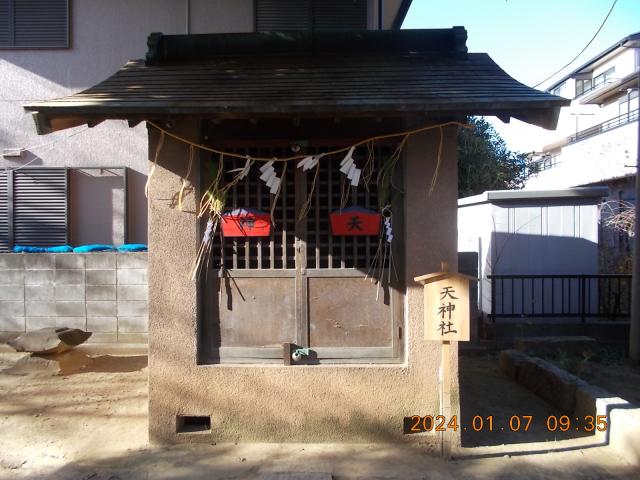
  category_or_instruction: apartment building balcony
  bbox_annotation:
[526,109,638,190]
[579,70,639,105]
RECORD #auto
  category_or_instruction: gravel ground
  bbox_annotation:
[0,350,637,479]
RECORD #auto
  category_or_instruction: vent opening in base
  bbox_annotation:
[176,415,211,433]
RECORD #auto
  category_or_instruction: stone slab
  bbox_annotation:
[25,301,56,317]
[85,253,117,270]
[6,327,91,354]
[86,285,116,301]
[24,270,53,286]
[117,253,148,269]
[117,301,148,317]
[24,254,54,270]
[117,316,148,333]
[25,285,54,301]
[55,301,86,317]
[86,301,117,317]
[0,254,24,269]
[55,254,85,270]
[87,316,117,333]
[55,269,85,285]
[117,268,147,285]
[117,285,148,301]
[86,269,116,286]
[0,270,25,285]
[0,286,24,301]
[497,349,528,380]
[54,285,86,301]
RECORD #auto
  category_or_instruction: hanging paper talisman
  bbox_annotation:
[221,208,271,237]
[330,206,381,236]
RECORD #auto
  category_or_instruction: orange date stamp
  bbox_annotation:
[403,415,609,434]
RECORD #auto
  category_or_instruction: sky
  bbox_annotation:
[402,0,640,152]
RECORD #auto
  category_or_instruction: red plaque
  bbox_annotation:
[221,209,271,237]
[330,207,381,236]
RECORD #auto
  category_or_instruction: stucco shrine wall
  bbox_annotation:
[147,120,460,445]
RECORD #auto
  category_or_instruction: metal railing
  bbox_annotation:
[488,274,632,322]
[569,108,638,144]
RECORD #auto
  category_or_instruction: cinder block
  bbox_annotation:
[0,254,24,269]
[85,253,116,270]
[117,268,147,285]
[117,285,148,301]
[86,332,118,343]
[0,301,25,319]
[117,253,148,269]
[24,254,54,270]
[117,332,148,343]
[25,270,53,286]
[55,269,84,285]
[86,285,116,301]
[117,315,148,332]
[86,269,116,286]
[87,316,117,333]
[56,301,86,317]
[0,285,24,301]
[0,316,25,331]
[55,317,87,330]
[25,301,56,317]
[54,285,85,301]
[26,316,56,330]
[25,285,54,301]
[0,269,25,285]
[55,254,84,270]
[117,301,148,317]
[86,301,116,317]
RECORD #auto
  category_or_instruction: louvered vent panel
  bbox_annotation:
[313,0,367,30]
[0,170,8,252]
[256,0,311,31]
[13,168,68,247]
[0,0,10,46]
[14,0,68,47]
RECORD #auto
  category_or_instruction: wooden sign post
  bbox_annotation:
[414,262,477,459]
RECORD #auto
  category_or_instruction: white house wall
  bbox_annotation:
[526,121,637,190]
[0,0,254,245]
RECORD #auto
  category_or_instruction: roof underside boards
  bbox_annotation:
[24,30,569,134]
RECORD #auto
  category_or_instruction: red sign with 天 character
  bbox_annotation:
[330,207,381,236]
[221,209,272,237]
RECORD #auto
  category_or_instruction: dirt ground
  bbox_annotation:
[0,350,638,480]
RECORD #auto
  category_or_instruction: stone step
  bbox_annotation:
[515,336,597,356]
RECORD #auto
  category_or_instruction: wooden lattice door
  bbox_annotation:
[205,145,403,363]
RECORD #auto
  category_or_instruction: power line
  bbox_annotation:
[533,0,618,89]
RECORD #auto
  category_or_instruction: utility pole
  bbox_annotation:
[630,71,640,365]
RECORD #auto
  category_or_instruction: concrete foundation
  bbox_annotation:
[147,120,461,445]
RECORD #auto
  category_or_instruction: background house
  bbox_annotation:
[1,0,409,251]
[525,32,639,272]
[0,0,411,341]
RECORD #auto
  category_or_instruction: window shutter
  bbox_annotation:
[313,0,367,30]
[0,170,8,252]
[0,0,10,46]
[256,0,312,31]
[0,0,69,48]
[13,168,68,247]
[256,0,367,32]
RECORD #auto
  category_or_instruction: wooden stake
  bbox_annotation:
[441,340,452,458]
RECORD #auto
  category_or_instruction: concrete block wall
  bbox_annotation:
[0,252,148,343]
